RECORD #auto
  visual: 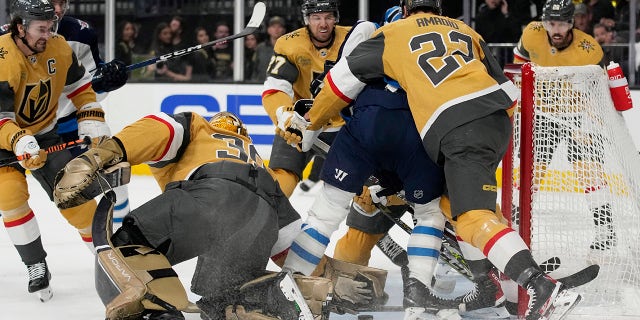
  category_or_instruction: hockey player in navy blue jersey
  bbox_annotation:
[50,0,131,226]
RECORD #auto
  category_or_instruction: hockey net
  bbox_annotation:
[502,63,640,316]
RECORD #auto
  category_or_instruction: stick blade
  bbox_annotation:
[247,2,267,28]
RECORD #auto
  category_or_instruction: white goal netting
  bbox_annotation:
[503,64,640,316]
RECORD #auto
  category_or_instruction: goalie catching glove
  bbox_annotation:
[275,99,320,152]
[54,137,126,209]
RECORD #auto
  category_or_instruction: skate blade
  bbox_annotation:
[459,306,510,319]
[36,286,53,302]
[547,291,582,320]
[403,307,426,320]
[436,309,462,320]
[279,273,314,320]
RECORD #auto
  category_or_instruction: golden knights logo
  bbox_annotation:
[18,79,52,122]
[578,39,595,53]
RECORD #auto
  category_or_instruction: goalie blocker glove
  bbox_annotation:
[92,59,129,93]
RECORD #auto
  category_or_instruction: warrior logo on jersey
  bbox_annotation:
[18,79,52,123]
[0,47,7,59]
[578,39,596,53]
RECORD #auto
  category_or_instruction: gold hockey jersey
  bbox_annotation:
[114,112,269,191]
[513,22,604,66]
[309,13,518,158]
[262,26,350,129]
[0,33,97,150]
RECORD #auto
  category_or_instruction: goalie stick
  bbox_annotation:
[0,136,91,167]
[125,2,266,72]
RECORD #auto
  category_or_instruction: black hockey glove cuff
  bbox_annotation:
[92,59,129,93]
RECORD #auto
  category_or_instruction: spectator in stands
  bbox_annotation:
[169,15,187,48]
[190,27,216,82]
[573,3,592,35]
[149,22,193,82]
[244,33,258,81]
[115,20,136,66]
[212,21,234,80]
[584,0,615,32]
[475,0,521,66]
[252,16,287,82]
[594,23,629,74]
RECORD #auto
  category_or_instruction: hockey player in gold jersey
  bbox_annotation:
[0,0,110,301]
[280,0,582,319]
[513,0,615,258]
[261,0,349,197]
[54,111,316,320]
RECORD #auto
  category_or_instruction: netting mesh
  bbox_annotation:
[505,64,640,315]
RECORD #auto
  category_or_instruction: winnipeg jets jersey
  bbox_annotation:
[56,16,106,120]
[513,21,604,66]
[308,13,518,158]
[0,33,97,150]
[114,112,269,191]
[262,26,351,129]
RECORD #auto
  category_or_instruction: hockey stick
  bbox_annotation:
[125,2,266,72]
[0,136,91,167]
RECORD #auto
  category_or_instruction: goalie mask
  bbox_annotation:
[209,111,249,138]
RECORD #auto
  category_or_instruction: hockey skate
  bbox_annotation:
[589,204,617,251]
[524,271,581,320]
[403,277,461,320]
[589,224,617,251]
[27,260,52,302]
[458,268,510,319]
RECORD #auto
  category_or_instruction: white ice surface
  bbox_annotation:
[0,176,637,319]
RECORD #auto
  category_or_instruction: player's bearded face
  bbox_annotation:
[543,20,573,48]
[24,19,58,52]
[308,12,337,45]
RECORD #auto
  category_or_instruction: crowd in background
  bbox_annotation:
[105,0,638,83]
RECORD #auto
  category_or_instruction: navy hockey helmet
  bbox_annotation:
[210,112,249,138]
[301,0,340,25]
[541,0,575,22]
[400,0,442,15]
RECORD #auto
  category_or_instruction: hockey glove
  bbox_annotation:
[352,186,380,217]
[13,135,47,170]
[334,275,373,305]
[92,59,129,93]
[77,105,111,145]
[54,137,125,208]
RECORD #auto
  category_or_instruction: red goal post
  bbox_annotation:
[502,63,640,316]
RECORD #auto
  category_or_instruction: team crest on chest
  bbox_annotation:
[578,39,595,53]
[18,78,52,123]
[0,47,7,59]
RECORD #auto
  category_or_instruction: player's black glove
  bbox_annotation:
[92,59,129,93]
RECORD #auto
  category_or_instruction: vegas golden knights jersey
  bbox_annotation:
[513,22,604,66]
[309,13,518,158]
[0,33,97,151]
[114,112,268,191]
[262,26,350,129]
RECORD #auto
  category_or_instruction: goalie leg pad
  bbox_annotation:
[96,244,190,319]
